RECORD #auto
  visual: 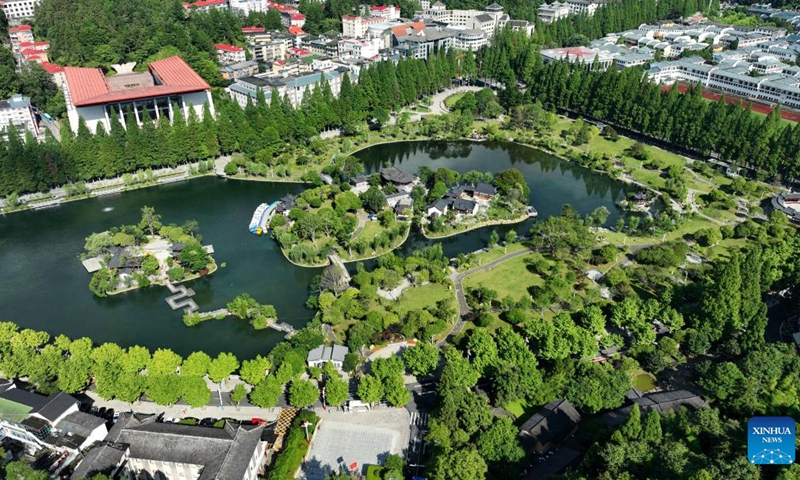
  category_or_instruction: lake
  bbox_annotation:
[0,140,629,359]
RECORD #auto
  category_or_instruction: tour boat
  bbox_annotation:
[248,202,277,234]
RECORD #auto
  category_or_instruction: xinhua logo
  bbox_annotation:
[748,417,796,465]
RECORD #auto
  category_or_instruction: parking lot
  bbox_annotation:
[300,408,410,480]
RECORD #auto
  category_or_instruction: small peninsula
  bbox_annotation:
[268,155,536,267]
[81,206,216,297]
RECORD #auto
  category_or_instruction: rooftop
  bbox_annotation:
[78,413,265,480]
[215,43,244,52]
[64,56,210,107]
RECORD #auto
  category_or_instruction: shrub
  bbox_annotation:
[267,411,320,480]
[167,267,185,282]
[223,162,239,176]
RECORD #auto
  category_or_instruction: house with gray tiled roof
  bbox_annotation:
[71,413,267,480]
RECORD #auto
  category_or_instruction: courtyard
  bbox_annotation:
[299,408,410,480]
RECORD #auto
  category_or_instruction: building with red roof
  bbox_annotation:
[20,48,47,63]
[62,56,214,134]
[267,2,297,13]
[242,26,266,34]
[288,25,306,37]
[369,5,400,20]
[8,25,34,52]
[182,0,229,12]
[280,11,305,28]
[215,43,246,65]
[40,61,66,87]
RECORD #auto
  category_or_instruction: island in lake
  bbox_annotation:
[81,206,216,297]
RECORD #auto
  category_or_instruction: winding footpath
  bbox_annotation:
[440,248,532,344]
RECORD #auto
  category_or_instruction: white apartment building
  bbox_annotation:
[216,43,246,65]
[538,2,571,23]
[342,15,388,38]
[228,68,350,108]
[0,94,39,140]
[647,57,800,110]
[565,0,598,16]
[449,27,488,51]
[249,37,291,62]
[0,0,39,22]
[368,5,400,20]
[338,38,381,59]
[414,2,509,39]
[230,0,266,15]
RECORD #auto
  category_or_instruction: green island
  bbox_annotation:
[183,293,279,331]
[81,206,216,297]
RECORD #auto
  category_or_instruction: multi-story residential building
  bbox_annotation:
[565,0,599,16]
[246,30,292,62]
[230,0,266,15]
[647,57,800,109]
[8,25,34,53]
[0,94,39,140]
[507,19,535,36]
[342,15,389,38]
[537,2,571,23]
[216,43,246,64]
[369,5,400,20]
[62,56,215,134]
[414,2,510,38]
[281,11,305,28]
[613,52,653,69]
[400,28,455,59]
[182,0,229,11]
[449,27,488,51]
[221,60,259,79]
[304,34,340,57]
[0,0,40,23]
[338,38,381,59]
[540,46,615,70]
[227,67,352,108]
[41,61,66,87]
[70,413,268,480]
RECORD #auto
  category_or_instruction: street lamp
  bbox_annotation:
[301,420,312,444]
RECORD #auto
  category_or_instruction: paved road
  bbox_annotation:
[438,248,533,345]
[351,210,369,238]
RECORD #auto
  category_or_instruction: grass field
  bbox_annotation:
[395,283,453,315]
[463,254,541,300]
[457,243,528,271]
[444,92,466,109]
[353,219,382,241]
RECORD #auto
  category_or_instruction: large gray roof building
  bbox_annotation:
[71,413,267,480]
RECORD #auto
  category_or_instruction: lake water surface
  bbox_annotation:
[0,141,629,358]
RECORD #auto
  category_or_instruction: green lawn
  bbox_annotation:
[0,398,32,423]
[599,216,719,247]
[353,219,382,241]
[463,253,541,300]
[457,243,528,271]
[395,283,453,315]
[444,92,466,109]
[366,465,383,480]
[503,399,539,423]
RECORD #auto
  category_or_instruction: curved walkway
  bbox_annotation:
[439,248,532,344]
